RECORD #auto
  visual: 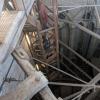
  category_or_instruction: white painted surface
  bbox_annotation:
[0,0,4,15]
[0,55,25,96]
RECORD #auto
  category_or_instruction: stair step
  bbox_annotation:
[46,52,57,63]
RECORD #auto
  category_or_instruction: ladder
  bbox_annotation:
[0,0,62,100]
[27,0,59,64]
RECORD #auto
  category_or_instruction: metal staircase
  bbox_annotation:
[0,0,60,100]
[25,0,59,64]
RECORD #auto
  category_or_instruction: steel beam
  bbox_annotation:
[60,53,92,80]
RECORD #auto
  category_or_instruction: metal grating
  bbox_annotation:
[0,11,18,43]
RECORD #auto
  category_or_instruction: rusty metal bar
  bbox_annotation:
[60,53,92,80]
[59,40,100,72]
[52,0,60,68]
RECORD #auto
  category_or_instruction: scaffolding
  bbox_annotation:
[1,0,100,100]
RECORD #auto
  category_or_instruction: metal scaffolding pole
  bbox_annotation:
[61,61,79,78]
[60,53,92,80]
[49,82,100,88]
[31,57,87,83]
[58,4,100,13]
[59,19,100,40]
[59,40,100,72]
[72,73,100,100]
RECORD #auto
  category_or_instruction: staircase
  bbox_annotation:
[0,0,36,63]
[0,0,61,100]
[26,0,59,64]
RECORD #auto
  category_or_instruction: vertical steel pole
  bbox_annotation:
[52,0,60,68]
